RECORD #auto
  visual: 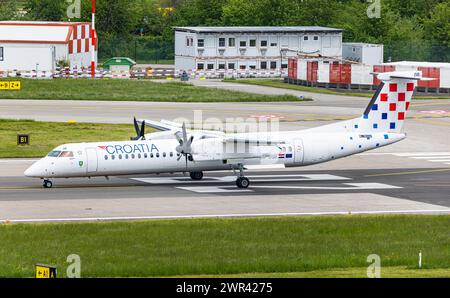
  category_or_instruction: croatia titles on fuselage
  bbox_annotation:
[98,143,160,155]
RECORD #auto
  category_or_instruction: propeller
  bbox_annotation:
[175,123,194,170]
[131,117,146,141]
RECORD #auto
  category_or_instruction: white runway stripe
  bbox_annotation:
[2,209,449,223]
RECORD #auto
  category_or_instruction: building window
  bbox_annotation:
[240,40,247,47]
[260,61,267,69]
[249,39,256,47]
[197,63,204,70]
[198,39,204,47]
[270,61,277,69]
[270,42,277,47]
[207,63,214,70]
[249,65,256,70]
[0,47,3,61]
[228,63,235,70]
[240,65,246,70]
[219,38,226,47]
[314,36,319,41]
[281,63,288,69]
[218,63,226,69]
[228,38,235,47]
[304,36,309,41]
[261,40,268,47]
[352,47,357,52]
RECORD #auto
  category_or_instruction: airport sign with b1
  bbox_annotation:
[36,264,57,278]
[17,134,29,146]
[0,81,21,90]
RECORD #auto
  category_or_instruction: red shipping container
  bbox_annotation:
[329,62,341,83]
[373,65,395,85]
[288,58,297,79]
[341,64,352,84]
[418,67,440,88]
[307,61,318,82]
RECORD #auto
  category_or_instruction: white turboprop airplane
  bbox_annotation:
[25,71,426,189]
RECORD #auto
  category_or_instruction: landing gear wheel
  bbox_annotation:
[190,171,204,180]
[236,177,250,189]
[43,180,53,189]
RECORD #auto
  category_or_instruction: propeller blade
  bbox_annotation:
[182,123,188,143]
[140,120,146,140]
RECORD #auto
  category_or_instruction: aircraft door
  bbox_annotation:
[86,148,98,173]
[294,139,304,164]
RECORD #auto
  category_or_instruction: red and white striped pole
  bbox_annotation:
[90,0,96,78]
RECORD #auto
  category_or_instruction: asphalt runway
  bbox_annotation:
[0,81,449,222]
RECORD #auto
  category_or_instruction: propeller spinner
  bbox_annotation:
[175,123,194,169]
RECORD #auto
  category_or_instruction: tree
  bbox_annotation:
[0,0,18,20]
[24,0,66,21]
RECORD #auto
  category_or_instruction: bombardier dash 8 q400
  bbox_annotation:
[25,71,428,189]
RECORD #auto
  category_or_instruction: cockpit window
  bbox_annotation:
[60,151,74,158]
[47,151,61,157]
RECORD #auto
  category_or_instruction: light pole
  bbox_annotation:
[90,0,96,78]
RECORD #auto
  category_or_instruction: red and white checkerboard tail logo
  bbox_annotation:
[358,79,416,133]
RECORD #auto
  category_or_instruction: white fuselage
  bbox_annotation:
[24,131,405,179]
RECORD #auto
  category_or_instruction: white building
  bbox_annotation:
[0,21,97,72]
[174,26,343,73]
[343,43,384,65]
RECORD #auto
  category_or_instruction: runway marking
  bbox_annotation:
[251,183,402,191]
[3,209,449,224]
[177,186,253,193]
[131,174,351,185]
[177,183,401,193]
[365,168,450,177]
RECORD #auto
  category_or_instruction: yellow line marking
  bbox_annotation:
[365,168,450,177]
[411,102,450,107]
[412,118,450,126]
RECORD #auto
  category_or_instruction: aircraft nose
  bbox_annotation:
[24,162,44,178]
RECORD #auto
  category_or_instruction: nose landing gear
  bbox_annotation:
[43,180,53,189]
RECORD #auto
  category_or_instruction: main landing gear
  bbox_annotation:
[234,164,250,189]
[190,171,204,180]
[43,179,53,189]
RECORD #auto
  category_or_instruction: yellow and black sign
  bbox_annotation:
[0,81,21,90]
[17,134,29,146]
[36,264,57,278]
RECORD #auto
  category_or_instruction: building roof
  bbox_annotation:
[343,42,383,47]
[0,21,90,44]
[174,26,343,34]
[383,61,450,68]
[103,57,137,67]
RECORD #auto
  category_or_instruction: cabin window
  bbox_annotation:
[111,155,115,160]
[59,151,74,158]
[104,155,108,160]
[119,155,123,160]
[170,152,174,157]
[151,153,154,158]
[47,151,61,157]
[138,154,142,159]
[288,146,293,152]
[131,154,135,159]
[144,153,148,158]
[163,152,166,158]
[156,153,160,158]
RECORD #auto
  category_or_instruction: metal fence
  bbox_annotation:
[98,35,174,64]
[384,41,450,63]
